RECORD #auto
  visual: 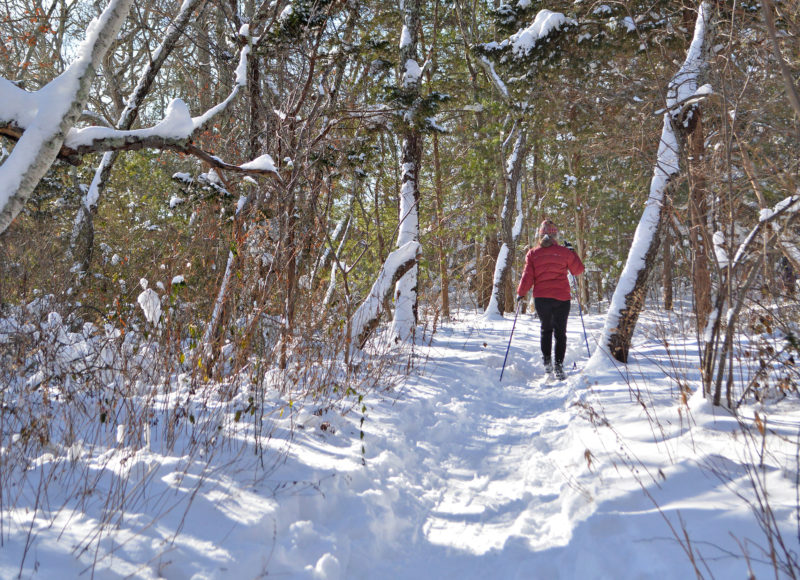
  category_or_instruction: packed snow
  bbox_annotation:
[2,302,798,579]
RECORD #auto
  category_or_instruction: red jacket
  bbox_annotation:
[517,243,585,301]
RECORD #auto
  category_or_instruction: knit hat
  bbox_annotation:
[538,220,558,239]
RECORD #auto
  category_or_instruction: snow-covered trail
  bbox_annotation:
[397,319,584,551]
[5,307,799,579]
[336,312,605,578]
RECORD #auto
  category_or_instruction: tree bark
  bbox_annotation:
[685,107,712,330]
[433,133,450,319]
[390,0,423,343]
[351,241,421,349]
[485,127,526,317]
[662,203,673,311]
[606,198,670,362]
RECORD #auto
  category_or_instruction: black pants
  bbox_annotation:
[534,297,571,364]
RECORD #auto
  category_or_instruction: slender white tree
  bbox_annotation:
[485,126,526,318]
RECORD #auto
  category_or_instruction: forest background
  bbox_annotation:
[1,0,798,376]
[1,0,800,576]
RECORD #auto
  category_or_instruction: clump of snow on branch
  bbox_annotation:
[400,25,412,48]
[278,5,293,22]
[613,16,638,33]
[239,154,277,173]
[0,78,35,128]
[760,195,800,222]
[66,98,195,147]
[712,231,729,267]
[137,279,161,326]
[403,59,422,89]
[503,10,573,59]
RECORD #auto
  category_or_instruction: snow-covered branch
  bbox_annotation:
[478,56,510,101]
[80,0,207,212]
[730,195,800,269]
[480,10,573,57]
[0,0,136,235]
[0,13,259,234]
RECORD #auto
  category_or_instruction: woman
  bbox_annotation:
[516,219,585,380]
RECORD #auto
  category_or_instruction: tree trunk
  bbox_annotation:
[685,107,712,330]
[433,133,450,319]
[390,0,423,343]
[606,201,670,362]
[350,241,421,349]
[391,131,422,341]
[247,51,263,160]
[575,186,589,307]
[479,200,499,309]
[594,2,710,364]
[485,128,526,316]
[662,205,673,311]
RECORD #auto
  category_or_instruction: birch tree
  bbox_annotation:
[485,126,526,317]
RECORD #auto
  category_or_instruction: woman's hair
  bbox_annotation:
[537,219,558,248]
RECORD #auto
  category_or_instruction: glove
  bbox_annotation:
[516,295,525,303]
[564,241,574,251]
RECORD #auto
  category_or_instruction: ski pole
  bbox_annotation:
[571,274,591,357]
[499,300,521,382]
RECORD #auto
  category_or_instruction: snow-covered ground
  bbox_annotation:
[2,305,799,579]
